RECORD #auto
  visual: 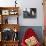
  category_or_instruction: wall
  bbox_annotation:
[0,0,43,26]
[17,0,43,26]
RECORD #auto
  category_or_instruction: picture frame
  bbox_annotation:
[23,8,36,18]
[9,10,18,15]
[2,10,9,15]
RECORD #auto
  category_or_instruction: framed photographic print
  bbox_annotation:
[23,8,36,18]
[9,10,15,15]
[9,10,18,15]
[2,10,9,15]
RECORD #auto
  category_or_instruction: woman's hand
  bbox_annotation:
[25,36,38,46]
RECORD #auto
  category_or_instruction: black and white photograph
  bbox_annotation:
[23,8,36,18]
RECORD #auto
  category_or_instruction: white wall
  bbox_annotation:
[0,0,43,26]
[17,0,43,26]
[0,0,15,7]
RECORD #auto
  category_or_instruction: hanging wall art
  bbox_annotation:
[23,8,37,18]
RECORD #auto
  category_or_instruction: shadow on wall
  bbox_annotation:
[18,26,43,44]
